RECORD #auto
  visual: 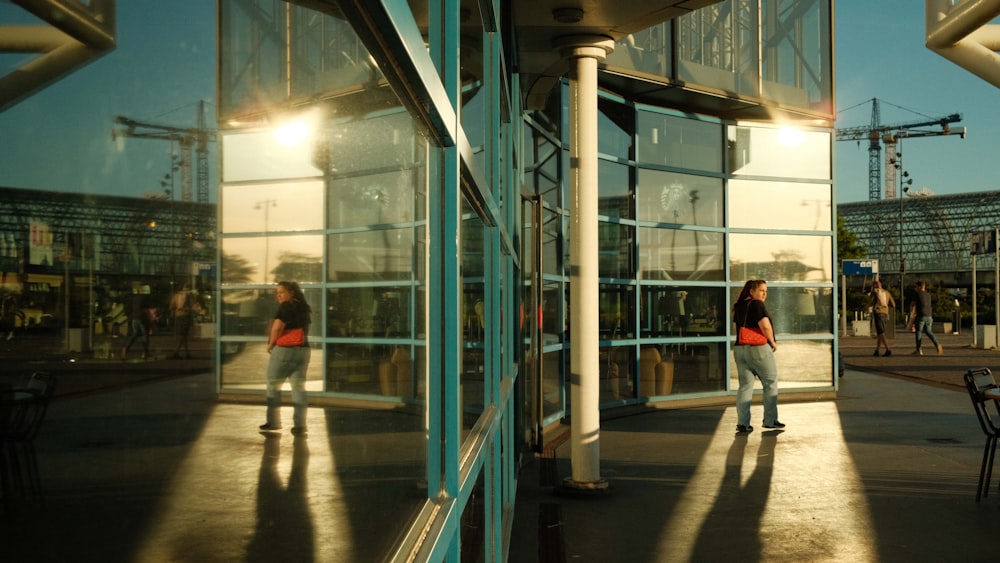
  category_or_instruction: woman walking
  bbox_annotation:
[259,281,312,436]
[732,279,784,433]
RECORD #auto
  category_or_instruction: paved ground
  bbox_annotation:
[510,329,1000,562]
[3,328,1000,562]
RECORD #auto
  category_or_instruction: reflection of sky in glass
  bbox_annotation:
[729,233,832,282]
[729,180,831,230]
[222,130,322,182]
[222,181,324,233]
[222,235,323,285]
[0,2,217,199]
[729,125,830,179]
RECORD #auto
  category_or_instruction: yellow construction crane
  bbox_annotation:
[835,98,965,201]
[111,100,214,203]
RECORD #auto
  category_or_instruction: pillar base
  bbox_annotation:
[555,476,612,497]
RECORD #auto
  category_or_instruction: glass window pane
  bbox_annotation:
[598,159,633,219]
[658,342,728,394]
[639,227,725,281]
[328,169,421,229]
[599,222,635,280]
[677,2,759,99]
[729,233,832,283]
[328,286,414,339]
[222,181,324,232]
[727,285,833,336]
[636,111,722,172]
[730,339,833,388]
[222,235,323,285]
[729,180,831,230]
[636,170,723,227]
[640,286,726,337]
[599,284,634,340]
[727,124,831,179]
[542,349,565,420]
[220,286,322,338]
[605,23,672,77]
[598,97,634,160]
[222,130,322,182]
[327,228,415,282]
[221,341,324,390]
[541,209,562,276]
[600,345,635,401]
[761,0,832,113]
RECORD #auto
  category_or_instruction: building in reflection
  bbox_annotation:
[0,186,215,346]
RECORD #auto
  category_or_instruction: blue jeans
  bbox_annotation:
[733,344,779,427]
[915,316,940,350]
[265,346,311,428]
[123,319,149,355]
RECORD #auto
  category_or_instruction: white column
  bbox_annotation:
[557,35,613,491]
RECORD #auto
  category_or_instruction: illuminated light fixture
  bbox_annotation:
[553,7,583,24]
[274,120,310,148]
[777,126,806,148]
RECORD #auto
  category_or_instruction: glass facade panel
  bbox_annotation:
[598,159,633,219]
[636,111,723,172]
[761,0,832,113]
[220,340,324,389]
[222,235,323,285]
[222,181,324,233]
[328,169,422,229]
[462,200,487,429]
[598,222,635,280]
[598,97,634,160]
[600,344,635,402]
[729,180,832,230]
[638,227,725,281]
[729,233,832,283]
[676,1,759,99]
[606,23,673,77]
[727,124,831,179]
[327,228,417,282]
[542,349,565,420]
[328,285,415,339]
[640,286,726,337]
[664,341,728,394]
[636,169,723,226]
[730,339,834,387]
[727,285,834,336]
[599,284,635,340]
[222,129,323,182]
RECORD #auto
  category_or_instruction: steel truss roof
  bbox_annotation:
[838,190,1000,275]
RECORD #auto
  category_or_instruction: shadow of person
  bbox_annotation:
[689,430,781,562]
[246,435,314,562]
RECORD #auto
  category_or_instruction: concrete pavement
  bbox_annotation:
[3,328,1000,561]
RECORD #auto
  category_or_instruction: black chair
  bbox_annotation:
[3,371,57,499]
[963,368,1000,502]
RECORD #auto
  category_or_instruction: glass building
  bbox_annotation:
[0,0,834,560]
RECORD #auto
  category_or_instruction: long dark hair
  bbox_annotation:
[277,280,312,317]
[735,279,767,304]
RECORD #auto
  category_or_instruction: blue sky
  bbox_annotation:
[0,0,216,200]
[835,1,1000,203]
[0,2,996,204]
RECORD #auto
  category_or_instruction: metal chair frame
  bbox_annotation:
[963,367,1000,502]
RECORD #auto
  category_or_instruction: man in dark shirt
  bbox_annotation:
[911,281,942,356]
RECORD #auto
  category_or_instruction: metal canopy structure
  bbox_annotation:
[0,185,215,277]
[839,190,1000,279]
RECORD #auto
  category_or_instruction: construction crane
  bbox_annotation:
[835,98,965,201]
[112,100,214,203]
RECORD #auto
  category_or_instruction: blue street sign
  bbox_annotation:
[842,259,878,275]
